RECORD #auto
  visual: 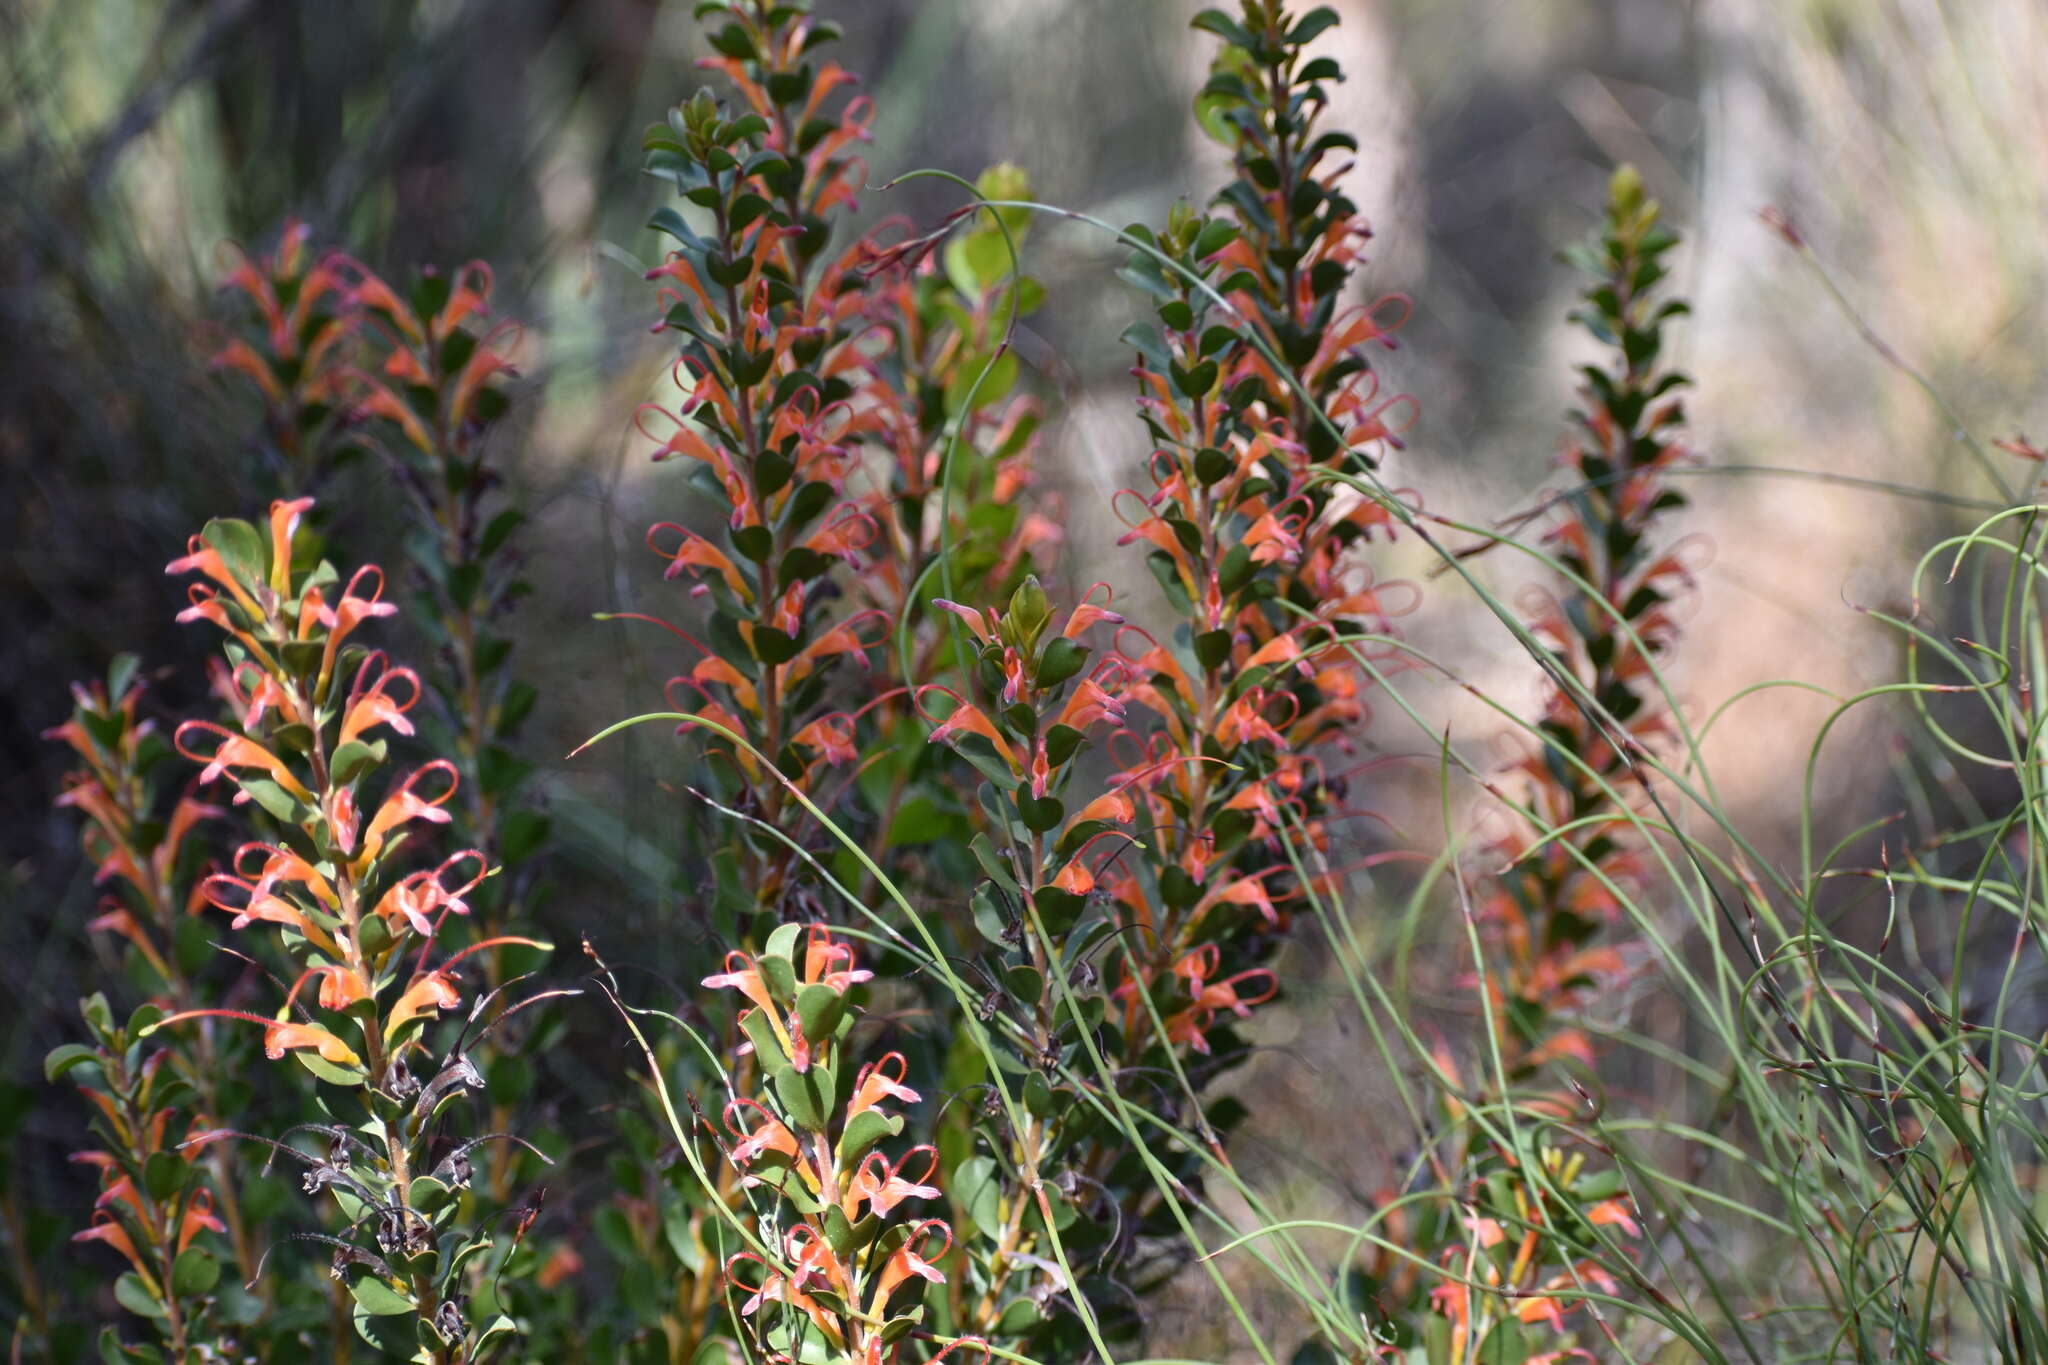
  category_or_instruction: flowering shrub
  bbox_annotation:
[626,1,1055,939]
[1094,0,1418,1101]
[629,2,907,912]
[213,226,543,949]
[1344,168,1684,1364]
[49,500,558,1361]
[1477,165,1692,1079]
[49,992,231,1362]
[699,923,979,1364]
[209,222,360,480]
[888,9,1429,1351]
[44,662,274,1355]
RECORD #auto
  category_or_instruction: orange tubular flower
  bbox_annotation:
[152,1009,363,1069]
[173,723,313,803]
[846,1052,920,1120]
[385,971,461,1040]
[846,1146,941,1219]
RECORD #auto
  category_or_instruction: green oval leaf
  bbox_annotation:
[350,1275,417,1317]
[171,1246,220,1297]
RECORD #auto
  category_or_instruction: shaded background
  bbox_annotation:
[5,0,2046,1355]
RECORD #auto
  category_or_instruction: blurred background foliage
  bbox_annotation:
[5,0,2047,1356]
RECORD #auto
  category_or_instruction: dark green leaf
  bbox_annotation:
[795,983,847,1047]
[836,1108,903,1164]
[953,1155,1002,1236]
[1192,218,1240,260]
[752,626,800,666]
[114,1273,165,1320]
[1017,795,1065,833]
[771,1063,831,1133]
[350,1276,416,1316]
[171,1247,220,1297]
[45,1044,99,1083]
[709,23,757,59]
[142,1152,187,1202]
[329,739,386,786]
[1035,637,1090,688]
[1288,7,1340,45]
[1191,9,1255,47]
[201,518,265,590]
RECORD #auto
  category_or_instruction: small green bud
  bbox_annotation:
[1006,575,1053,650]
